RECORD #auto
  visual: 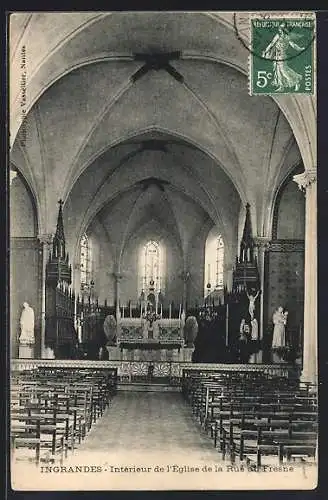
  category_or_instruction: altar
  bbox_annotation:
[107,316,194,362]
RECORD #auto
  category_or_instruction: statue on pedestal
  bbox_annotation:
[183,316,198,347]
[249,317,260,363]
[142,302,160,339]
[147,279,156,309]
[272,306,288,348]
[103,314,117,345]
[44,346,55,359]
[239,318,247,335]
[237,323,251,363]
[250,317,259,340]
[19,302,35,345]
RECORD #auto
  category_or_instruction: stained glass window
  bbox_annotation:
[80,233,91,287]
[139,241,165,294]
[204,233,224,297]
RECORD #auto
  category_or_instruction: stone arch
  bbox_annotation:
[271,164,305,240]
[10,166,38,238]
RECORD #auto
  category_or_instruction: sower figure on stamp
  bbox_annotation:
[262,23,305,92]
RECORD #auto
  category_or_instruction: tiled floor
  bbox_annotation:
[78,392,220,460]
[12,392,316,490]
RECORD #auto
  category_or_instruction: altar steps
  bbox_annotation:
[118,382,180,392]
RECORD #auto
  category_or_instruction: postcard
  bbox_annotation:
[9,11,317,492]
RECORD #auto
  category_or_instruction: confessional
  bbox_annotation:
[45,201,77,359]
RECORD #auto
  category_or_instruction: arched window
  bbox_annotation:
[80,233,92,288]
[139,240,165,294]
[204,233,224,297]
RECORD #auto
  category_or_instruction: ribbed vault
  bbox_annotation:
[10,11,313,264]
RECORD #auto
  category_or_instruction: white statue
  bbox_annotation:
[272,307,288,348]
[250,317,259,340]
[239,318,246,334]
[246,290,260,320]
[152,321,159,340]
[142,318,148,339]
[19,302,35,345]
[44,346,55,359]
[180,309,186,327]
[103,314,117,344]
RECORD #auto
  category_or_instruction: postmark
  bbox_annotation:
[249,14,315,95]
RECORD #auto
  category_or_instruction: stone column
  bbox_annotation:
[38,233,53,358]
[180,271,191,313]
[113,273,123,314]
[224,265,233,293]
[293,170,317,385]
[113,273,123,344]
[254,237,271,342]
[10,169,18,185]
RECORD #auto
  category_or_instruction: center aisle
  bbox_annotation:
[79,392,219,458]
[13,391,312,491]
[60,390,233,489]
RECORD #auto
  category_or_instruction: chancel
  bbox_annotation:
[9,12,317,487]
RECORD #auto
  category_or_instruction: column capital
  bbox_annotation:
[38,233,53,246]
[293,169,317,192]
[253,236,271,250]
[10,169,18,185]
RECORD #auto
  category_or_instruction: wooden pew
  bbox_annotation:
[11,414,66,465]
[11,366,118,465]
[182,368,318,467]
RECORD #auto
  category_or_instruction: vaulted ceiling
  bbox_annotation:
[10,12,312,267]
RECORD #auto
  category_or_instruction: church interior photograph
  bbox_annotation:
[9,11,317,490]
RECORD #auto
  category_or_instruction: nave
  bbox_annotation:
[11,365,317,491]
[9,13,318,491]
[76,391,220,458]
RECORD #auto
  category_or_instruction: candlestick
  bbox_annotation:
[78,320,82,344]
[122,305,125,319]
[225,303,229,347]
[74,297,77,330]
[160,303,163,317]
[179,304,182,318]
[169,304,172,319]
[130,303,132,318]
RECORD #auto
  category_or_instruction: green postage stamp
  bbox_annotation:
[250,14,315,95]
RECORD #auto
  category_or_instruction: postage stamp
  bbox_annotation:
[249,14,316,95]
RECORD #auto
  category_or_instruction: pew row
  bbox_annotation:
[10,367,117,465]
[182,368,318,467]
